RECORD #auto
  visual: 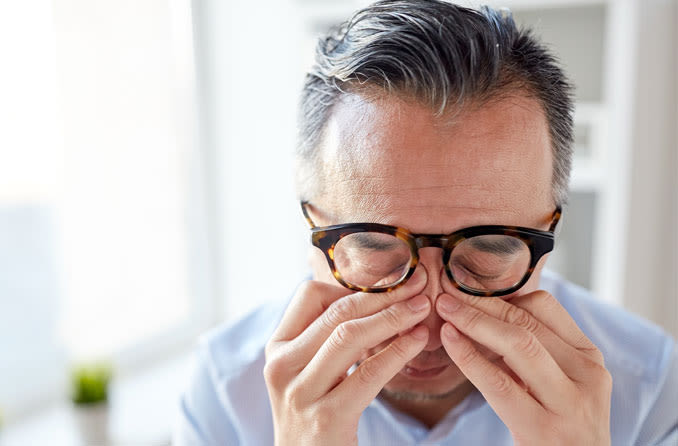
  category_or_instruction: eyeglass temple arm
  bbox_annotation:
[549,207,563,232]
[300,201,317,228]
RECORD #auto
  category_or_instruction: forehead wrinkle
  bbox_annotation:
[340,202,530,232]
[337,187,528,222]
[333,164,530,200]
[325,151,533,226]
[329,165,525,198]
[316,91,553,232]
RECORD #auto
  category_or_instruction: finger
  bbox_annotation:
[439,287,605,376]
[440,277,599,356]
[275,268,427,369]
[495,358,528,391]
[300,294,431,396]
[507,290,602,356]
[333,325,429,414]
[437,294,572,409]
[271,280,353,342]
[440,322,541,428]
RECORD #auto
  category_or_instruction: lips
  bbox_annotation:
[400,364,449,379]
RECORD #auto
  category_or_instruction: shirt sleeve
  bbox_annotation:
[634,338,678,446]
[172,345,239,445]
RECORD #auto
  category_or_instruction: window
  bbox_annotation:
[0,0,213,419]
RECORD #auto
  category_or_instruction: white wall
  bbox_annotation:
[192,0,311,322]
[623,0,678,338]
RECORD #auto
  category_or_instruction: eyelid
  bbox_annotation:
[461,267,503,281]
[465,237,525,256]
[342,232,407,251]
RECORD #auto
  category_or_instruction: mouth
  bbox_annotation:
[399,364,450,379]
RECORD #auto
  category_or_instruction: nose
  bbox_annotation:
[416,247,451,351]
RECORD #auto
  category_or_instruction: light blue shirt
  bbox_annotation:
[174,270,678,445]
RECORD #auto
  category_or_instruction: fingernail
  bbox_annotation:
[410,325,428,340]
[437,294,461,313]
[407,294,429,312]
[442,323,460,339]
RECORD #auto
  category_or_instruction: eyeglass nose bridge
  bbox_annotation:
[413,234,451,250]
[412,235,457,284]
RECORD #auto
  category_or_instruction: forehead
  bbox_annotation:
[317,91,553,232]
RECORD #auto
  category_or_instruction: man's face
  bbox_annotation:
[309,90,555,401]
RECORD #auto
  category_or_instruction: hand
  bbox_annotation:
[436,289,612,446]
[264,268,430,446]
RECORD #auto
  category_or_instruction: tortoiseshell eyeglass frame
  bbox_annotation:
[301,201,562,297]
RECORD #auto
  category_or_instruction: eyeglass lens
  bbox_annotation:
[332,232,531,292]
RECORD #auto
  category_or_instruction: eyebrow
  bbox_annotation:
[467,236,524,256]
[346,232,403,251]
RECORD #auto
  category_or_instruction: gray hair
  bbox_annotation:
[296,0,574,206]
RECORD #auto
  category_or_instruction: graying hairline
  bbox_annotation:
[296,81,564,206]
[296,2,572,207]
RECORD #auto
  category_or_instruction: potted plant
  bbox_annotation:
[71,361,112,445]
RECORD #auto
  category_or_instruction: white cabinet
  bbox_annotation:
[509,1,636,308]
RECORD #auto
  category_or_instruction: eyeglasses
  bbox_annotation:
[301,201,561,297]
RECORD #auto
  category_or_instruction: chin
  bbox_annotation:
[382,362,469,399]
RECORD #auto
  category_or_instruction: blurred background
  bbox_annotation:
[0,0,675,444]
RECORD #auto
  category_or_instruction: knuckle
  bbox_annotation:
[538,292,564,317]
[355,337,415,386]
[389,337,413,362]
[324,297,358,328]
[263,355,287,387]
[455,339,481,367]
[295,280,315,297]
[578,344,606,367]
[460,307,484,330]
[293,280,326,307]
[582,342,605,361]
[600,368,613,389]
[588,362,613,389]
[375,292,394,308]
[531,289,554,303]
[464,294,484,307]
[356,357,381,385]
[283,382,304,411]
[380,305,403,331]
[264,340,275,360]
[512,331,542,359]
[504,305,540,333]
[262,361,275,383]
[487,367,513,396]
[330,320,362,350]
[264,339,285,362]
[381,285,406,302]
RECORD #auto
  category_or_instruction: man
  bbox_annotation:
[175,1,677,444]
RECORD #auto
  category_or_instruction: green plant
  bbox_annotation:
[71,362,112,405]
